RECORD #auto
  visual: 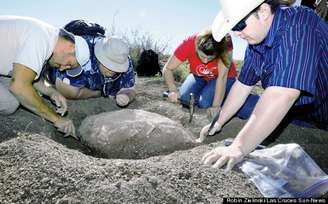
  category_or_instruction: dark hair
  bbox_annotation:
[196,30,232,68]
[251,0,279,19]
[40,63,55,84]
[58,28,75,43]
[264,0,280,13]
[41,29,75,84]
[197,30,226,59]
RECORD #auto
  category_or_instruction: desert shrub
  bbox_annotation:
[106,14,170,72]
[234,60,244,73]
[110,28,170,69]
[172,62,189,82]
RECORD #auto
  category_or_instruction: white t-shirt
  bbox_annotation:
[0,16,59,79]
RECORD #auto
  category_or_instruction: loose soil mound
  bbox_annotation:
[0,77,327,203]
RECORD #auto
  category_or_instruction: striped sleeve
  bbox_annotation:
[238,47,260,86]
[268,25,319,105]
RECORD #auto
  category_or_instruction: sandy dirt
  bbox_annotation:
[0,77,327,203]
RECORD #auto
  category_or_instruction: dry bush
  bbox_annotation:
[106,22,171,68]
[173,62,190,82]
[107,18,231,82]
[124,29,171,68]
[234,60,244,73]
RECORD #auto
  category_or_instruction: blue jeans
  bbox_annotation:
[179,74,259,120]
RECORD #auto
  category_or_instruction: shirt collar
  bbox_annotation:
[251,7,284,54]
[264,7,283,48]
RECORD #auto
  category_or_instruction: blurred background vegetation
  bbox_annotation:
[107,24,244,82]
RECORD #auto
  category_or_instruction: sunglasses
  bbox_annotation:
[232,20,247,32]
[231,5,260,32]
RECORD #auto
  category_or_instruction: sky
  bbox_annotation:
[0,0,248,59]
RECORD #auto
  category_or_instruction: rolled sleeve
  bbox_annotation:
[14,34,47,78]
[174,36,193,62]
[238,48,260,86]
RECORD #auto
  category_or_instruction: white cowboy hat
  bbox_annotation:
[212,0,265,42]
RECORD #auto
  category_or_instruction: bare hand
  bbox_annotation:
[168,91,179,103]
[201,145,244,173]
[50,91,68,116]
[54,117,77,139]
[196,122,222,143]
[116,94,130,107]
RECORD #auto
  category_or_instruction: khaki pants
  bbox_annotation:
[0,76,19,115]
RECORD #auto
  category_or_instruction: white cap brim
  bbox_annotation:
[66,36,90,77]
[66,66,83,77]
[74,36,90,67]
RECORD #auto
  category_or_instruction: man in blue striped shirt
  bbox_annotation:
[200,0,328,172]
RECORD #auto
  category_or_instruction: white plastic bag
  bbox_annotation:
[239,143,328,197]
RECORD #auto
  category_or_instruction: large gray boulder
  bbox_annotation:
[79,109,197,159]
[141,100,187,121]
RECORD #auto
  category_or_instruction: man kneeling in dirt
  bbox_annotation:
[0,16,90,138]
[200,0,328,172]
[46,36,136,107]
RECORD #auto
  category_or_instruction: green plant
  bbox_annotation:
[106,15,171,71]
[172,62,189,82]
[234,60,244,73]
[123,29,170,67]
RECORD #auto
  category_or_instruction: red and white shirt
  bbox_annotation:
[174,33,237,81]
